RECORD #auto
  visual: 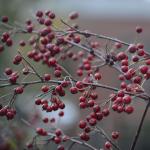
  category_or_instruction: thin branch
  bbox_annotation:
[60,19,130,47]
[130,100,150,150]
[18,51,43,81]
[65,39,105,61]
[95,126,121,150]
[21,117,98,150]
[0,78,149,101]
[70,138,98,150]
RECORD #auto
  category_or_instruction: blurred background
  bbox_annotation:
[0,0,150,150]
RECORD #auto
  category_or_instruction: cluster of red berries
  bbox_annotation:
[35,96,65,118]
[0,9,149,150]
[0,105,16,120]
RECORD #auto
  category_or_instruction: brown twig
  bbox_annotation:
[95,126,121,150]
[130,100,150,150]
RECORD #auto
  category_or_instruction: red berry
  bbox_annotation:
[42,117,49,123]
[54,136,61,144]
[13,54,22,65]
[55,129,62,136]
[94,72,101,80]
[139,65,148,74]
[35,99,41,105]
[88,118,97,126]
[79,120,87,129]
[15,86,24,94]
[2,16,8,23]
[117,52,127,61]
[102,108,110,117]
[69,11,79,20]
[123,95,132,104]
[136,26,143,33]
[54,70,61,77]
[128,44,137,53]
[146,59,150,65]
[58,111,64,117]
[70,87,78,94]
[36,10,43,17]
[137,49,145,56]
[125,105,134,114]
[41,85,49,93]
[105,141,112,149]
[80,132,90,141]
[115,42,122,49]
[76,81,83,89]
[5,68,13,75]
[112,131,119,139]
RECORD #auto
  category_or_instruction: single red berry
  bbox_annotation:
[102,108,110,117]
[136,26,143,33]
[137,49,145,56]
[36,10,43,17]
[146,59,150,65]
[69,11,79,20]
[5,68,13,75]
[132,55,139,62]
[76,81,83,89]
[115,42,122,49]
[54,136,61,144]
[13,54,22,65]
[88,99,95,107]
[19,40,26,47]
[79,120,87,129]
[139,65,148,74]
[42,117,49,123]
[55,129,62,136]
[125,105,134,114]
[88,118,97,126]
[116,52,127,61]
[54,70,62,77]
[79,132,90,141]
[117,106,124,113]
[55,85,63,93]
[36,127,44,135]
[58,111,64,117]
[112,131,119,139]
[123,95,132,104]
[43,73,51,81]
[94,72,101,80]
[84,63,91,70]
[35,99,41,105]
[128,44,137,53]
[70,87,78,94]
[15,86,24,94]
[41,85,49,93]
[26,142,33,149]
[117,90,125,97]
[6,38,13,46]
[105,141,112,149]
[1,16,8,23]
[77,69,83,76]
[93,105,101,113]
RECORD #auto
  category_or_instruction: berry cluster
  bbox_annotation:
[0,10,150,150]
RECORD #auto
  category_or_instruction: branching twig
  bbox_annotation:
[95,126,121,150]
